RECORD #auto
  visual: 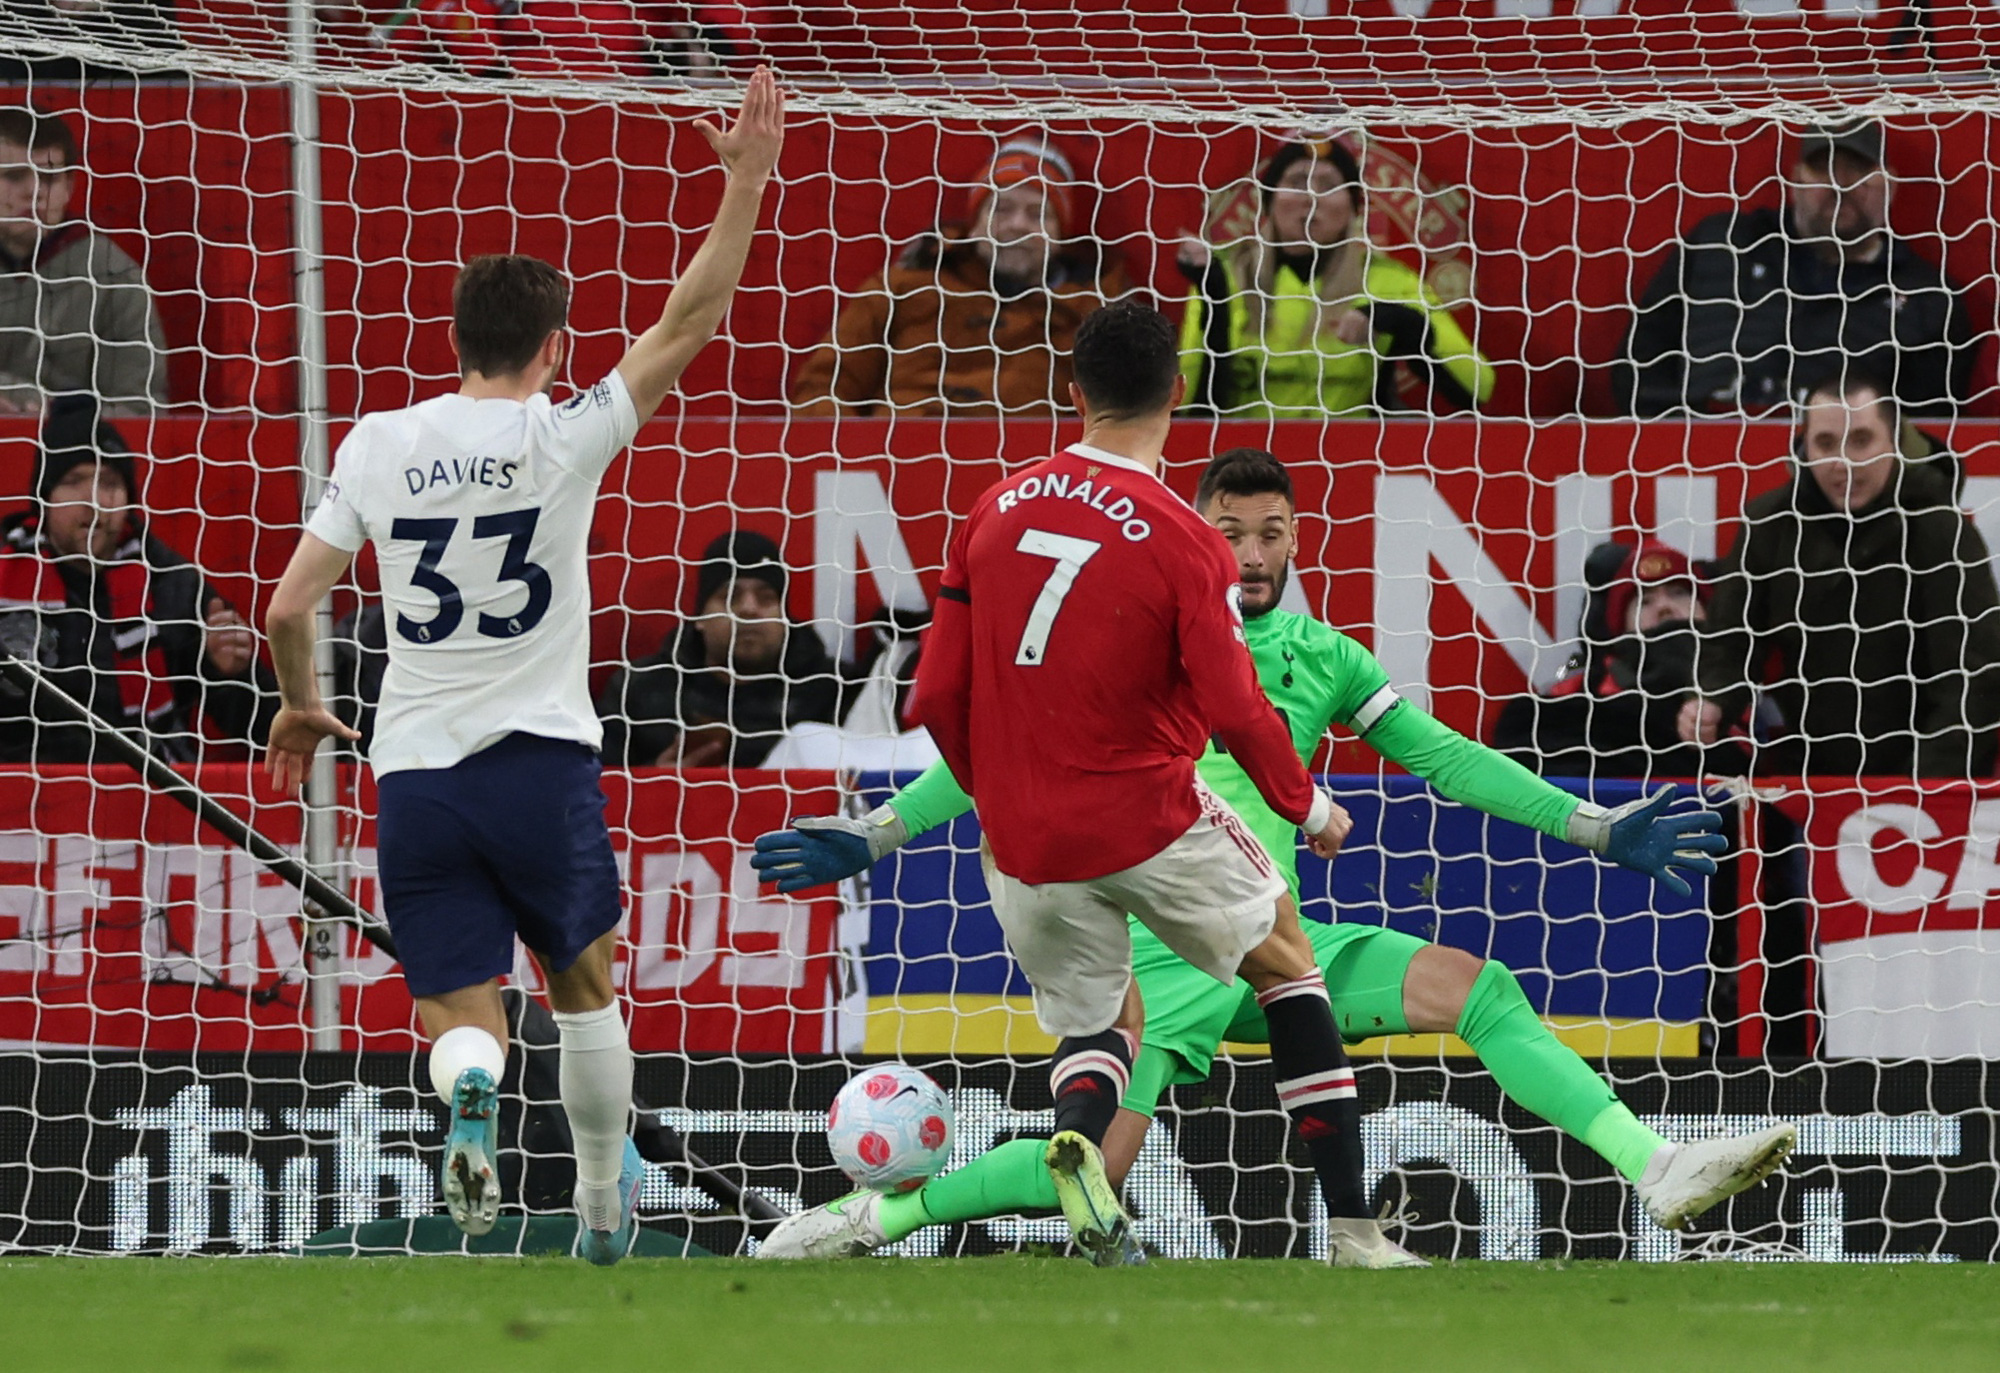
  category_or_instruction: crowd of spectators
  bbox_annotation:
[5,97,1994,426]
[5,100,2000,788]
[1496,370,2000,783]
[782,117,1978,427]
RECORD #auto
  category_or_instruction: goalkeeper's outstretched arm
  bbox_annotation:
[750,758,971,893]
[615,66,785,422]
[1361,693,1725,895]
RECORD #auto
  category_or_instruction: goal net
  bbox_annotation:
[0,0,1996,1261]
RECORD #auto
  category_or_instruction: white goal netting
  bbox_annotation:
[0,1,1996,1261]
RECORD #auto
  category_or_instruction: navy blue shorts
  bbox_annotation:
[376,732,622,999]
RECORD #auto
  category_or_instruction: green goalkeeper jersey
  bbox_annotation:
[887,605,1585,898]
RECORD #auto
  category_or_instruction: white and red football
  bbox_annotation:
[826,1063,955,1193]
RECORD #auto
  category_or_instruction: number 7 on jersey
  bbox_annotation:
[1014,528,1101,666]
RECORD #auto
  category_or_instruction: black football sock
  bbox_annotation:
[1258,969,1371,1219]
[1048,1028,1136,1146]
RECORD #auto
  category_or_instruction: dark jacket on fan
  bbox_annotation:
[0,511,274,762]
[594,620,838,768]
[1695,461,2000,778]
[1493,636,1724,781]
[1618,206,1973,418]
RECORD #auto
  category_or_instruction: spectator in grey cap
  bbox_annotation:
[595,530,837,768]
[1618,120,1975,419]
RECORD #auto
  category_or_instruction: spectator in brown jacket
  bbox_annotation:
[0,107,167,415]
[790,138,1131,416]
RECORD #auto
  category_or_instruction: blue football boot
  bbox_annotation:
[577,1137,645,1266]
[441,1067,501,1237]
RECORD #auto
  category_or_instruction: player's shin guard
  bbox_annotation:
[1258,970,1370,1219]
[1048,1027,1137,1145]
[553,1004,634,1230]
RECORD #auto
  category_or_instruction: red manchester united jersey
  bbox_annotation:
[911,442,1320,884]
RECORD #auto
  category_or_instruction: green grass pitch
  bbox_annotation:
[3,1256,1996,1372]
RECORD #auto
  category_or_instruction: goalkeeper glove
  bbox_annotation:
[749,806,911,894]
[1565,783,1728,898]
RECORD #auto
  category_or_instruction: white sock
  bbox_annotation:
[427,1025,507,1106]
[553,1003,633,1229]
[1639,1142,1680,1189]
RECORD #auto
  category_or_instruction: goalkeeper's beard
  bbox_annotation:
[1239,565,1288,619]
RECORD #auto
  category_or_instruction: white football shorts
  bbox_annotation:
[981,780,1286,1037]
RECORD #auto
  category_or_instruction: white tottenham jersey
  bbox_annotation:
[307,371,640,776]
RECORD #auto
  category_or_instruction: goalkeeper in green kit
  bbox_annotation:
[752,448,1794,1266]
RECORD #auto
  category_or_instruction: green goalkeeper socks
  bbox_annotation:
[876,1137,1061,1242]
[1580,1100,1670,1185]
[1455,958,1667,1184]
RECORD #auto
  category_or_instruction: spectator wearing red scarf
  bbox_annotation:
[0,400,274,761]
[1492,538,1732,780]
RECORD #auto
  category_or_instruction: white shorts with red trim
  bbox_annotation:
[980,779,1287,1038]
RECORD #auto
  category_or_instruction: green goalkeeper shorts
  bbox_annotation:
[1120,918,1434,1116]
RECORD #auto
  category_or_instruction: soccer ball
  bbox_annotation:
[827,1063,954,1193]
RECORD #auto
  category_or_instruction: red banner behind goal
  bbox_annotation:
[0,766,844,1054]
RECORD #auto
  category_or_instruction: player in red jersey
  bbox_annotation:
[910,302,1369,1266]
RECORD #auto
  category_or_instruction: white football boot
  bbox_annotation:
[1638,1123,1798,1233]
[757,1191,891,1260]
[1326,1217,1430,1269]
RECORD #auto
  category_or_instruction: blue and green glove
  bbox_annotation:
[750,806,910,894]
[1565,784,1729,897]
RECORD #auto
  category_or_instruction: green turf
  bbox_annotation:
[2,1255,1995,1372]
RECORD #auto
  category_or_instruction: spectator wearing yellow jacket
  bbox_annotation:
[1176,137,1492,417]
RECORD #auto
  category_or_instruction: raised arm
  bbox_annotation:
[616,67,786,423]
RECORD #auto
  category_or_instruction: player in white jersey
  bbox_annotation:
[262,70,785,1266]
